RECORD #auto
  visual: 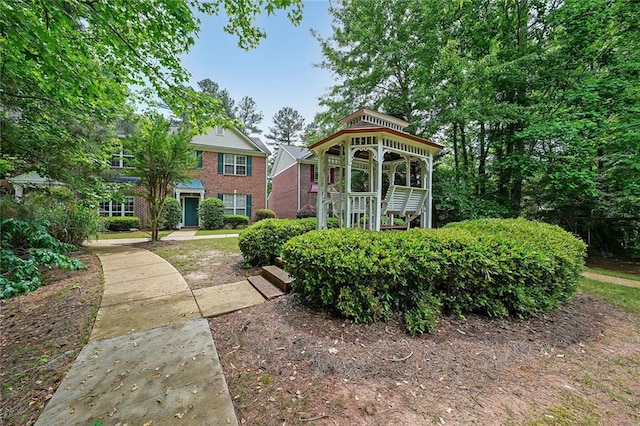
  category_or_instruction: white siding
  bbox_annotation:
[270,148,297,178]
[191,127,259,152]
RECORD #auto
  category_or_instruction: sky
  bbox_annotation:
[180,1,336,140]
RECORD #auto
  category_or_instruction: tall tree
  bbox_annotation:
[267,107,306,145]
[1,0,303,182]
[235,96,264,134]
[125,113,196,242]
[196,78,236,118]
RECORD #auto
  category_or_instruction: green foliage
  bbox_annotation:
[159,198,182,230]
[239,217,338,266]
[224,214,249,229]
[255,208,276,221]
[296,204,317,218]
[266,106,306,144]
[404,295,441,335]
[101,217,141,232]
[282,219,586,334]
[126,113,195,241]
[198,197,225,230]
[316,0,639,256]
[19,189,103,246]
[1,218,85,299]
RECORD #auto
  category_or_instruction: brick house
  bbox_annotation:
[268,145,336,219]
[101,126,270,227]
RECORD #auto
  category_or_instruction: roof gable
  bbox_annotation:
[190,127,270,155]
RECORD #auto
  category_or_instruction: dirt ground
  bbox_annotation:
[205,253,640,425]
[2,245,638,426]
[0,250,102,426]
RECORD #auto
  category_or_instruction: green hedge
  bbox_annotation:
[159,198,181,230]
[198,197,225,230]
[282,218,586,334]
[102,216,141,231]
[255,208,276,221]
[239,217,338,266]
[224,214,249,229]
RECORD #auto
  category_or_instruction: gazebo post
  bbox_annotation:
[345,141,353,228]
[374,144,384,231]
[426,154,433,228]
[317,150,327,229]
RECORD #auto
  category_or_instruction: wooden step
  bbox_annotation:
[261,265,294,293]
[274,256,286,269]
[247,275,285,300]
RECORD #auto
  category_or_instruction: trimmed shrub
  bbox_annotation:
[255,208,276,221]
[296,204,316,218]
[224,214,249,229]
[198,197,225,230]
[239,217,339,266]
[159,198,181,230]
[102,216,141,232]
[282,218,586,334]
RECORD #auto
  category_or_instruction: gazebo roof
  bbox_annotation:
[308,124,443,161]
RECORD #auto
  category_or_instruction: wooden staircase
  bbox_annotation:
[247,259,293,300]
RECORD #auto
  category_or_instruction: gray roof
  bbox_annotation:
[279,144,313,160]
[249,136,271,155]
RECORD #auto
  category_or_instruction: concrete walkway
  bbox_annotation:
[35,231,257,426]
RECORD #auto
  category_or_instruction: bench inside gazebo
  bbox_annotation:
[309,108,443,231]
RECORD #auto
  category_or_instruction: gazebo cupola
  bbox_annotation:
[309,107,443,231]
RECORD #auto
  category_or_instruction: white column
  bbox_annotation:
[426,154,433,228]
[316,151,326,229]
[375,145,384,231]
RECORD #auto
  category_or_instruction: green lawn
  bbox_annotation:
[585,267,640,282]
[96,230,172,240]
[579,278,640,315]
[195,229,245,236]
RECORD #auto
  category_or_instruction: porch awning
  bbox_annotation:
[176,179,205,190]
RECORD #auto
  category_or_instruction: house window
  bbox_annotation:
[195,150,203,168]
[110,146,134,168]
[221,193,246,215]
[99,196,135,217]
[224,154,247,175]
[215,126,224,136]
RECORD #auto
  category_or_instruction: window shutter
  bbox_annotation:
[196,150,203,168]
[246,156,252,176]
[217,153,224,174]
[246,194,252,219]
[310,165,315,181]
[329,168,335,184]
[217,193,224,201]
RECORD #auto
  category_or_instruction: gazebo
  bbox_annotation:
[309,108,443,231]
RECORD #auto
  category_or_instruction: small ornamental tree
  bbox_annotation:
[126,113,195,241]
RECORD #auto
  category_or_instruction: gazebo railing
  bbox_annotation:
[347,192,377,230]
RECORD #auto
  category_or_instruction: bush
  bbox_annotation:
[18,189,103,245]
[239,217,339,266]
[224,214,249,229]
[282,218,586,334]
[198,197,225,230]
[45,203,103,246]
[159,198,181,230]
[255,208,276,221]
[102,216,141,232]
[296,204,316,218]
[1,218,86,299]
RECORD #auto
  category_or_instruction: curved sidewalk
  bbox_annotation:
[35,241,239,426]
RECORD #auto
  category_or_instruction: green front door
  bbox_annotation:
[184,198,199,227]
